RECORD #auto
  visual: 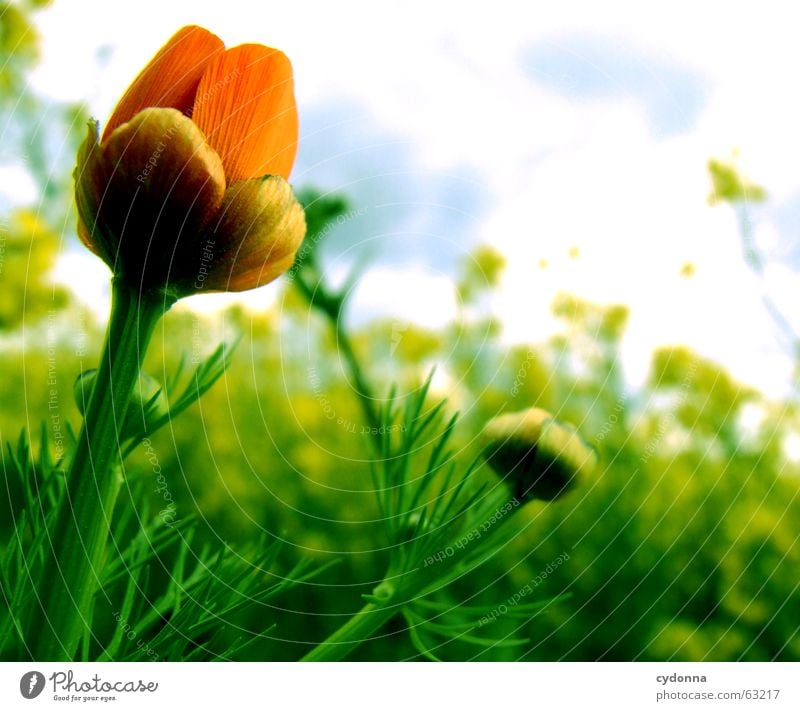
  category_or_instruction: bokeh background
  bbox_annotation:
[1,0,799,660]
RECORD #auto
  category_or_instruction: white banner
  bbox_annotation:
[0,662,797,710]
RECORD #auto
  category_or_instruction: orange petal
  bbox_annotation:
[193,44,298,182]
[103,26,224,141]
[198,176,306,292]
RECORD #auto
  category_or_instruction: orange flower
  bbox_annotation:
[75,25,306,296]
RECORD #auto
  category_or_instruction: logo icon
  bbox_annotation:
[390,320,408,356]
[20,671,45,700]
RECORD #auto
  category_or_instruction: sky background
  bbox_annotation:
[13,0,800,397]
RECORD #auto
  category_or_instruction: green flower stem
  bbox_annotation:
[292,271,380,430]
[34,278,170,660]
[300,601,399,662]
[334,317,379,430]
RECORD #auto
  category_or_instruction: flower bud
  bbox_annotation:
[481,408,596,502]
[75,26,306,298]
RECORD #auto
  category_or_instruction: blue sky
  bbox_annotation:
[15,0,800,397]
[521,35,708,137]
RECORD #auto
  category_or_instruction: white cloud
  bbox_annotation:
[349,265,456,329]
[0,164,38,206]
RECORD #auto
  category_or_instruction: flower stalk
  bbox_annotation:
[34,279,171,660]
[301,599,399,662]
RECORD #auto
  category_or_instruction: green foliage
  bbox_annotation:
[0,1,88,331]
[0,346,333,661]
[0,1,39,97]
[457,244,507,304]
[0,210,69,329]
[500,298,800,661]
[3,246,799,659]
[707,157,767,205]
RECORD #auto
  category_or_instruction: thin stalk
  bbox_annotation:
[334,317,380,430]
[33,278,170,660]
[294,270,380,430]
[300,601,399,662]
[736,205,798,351]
